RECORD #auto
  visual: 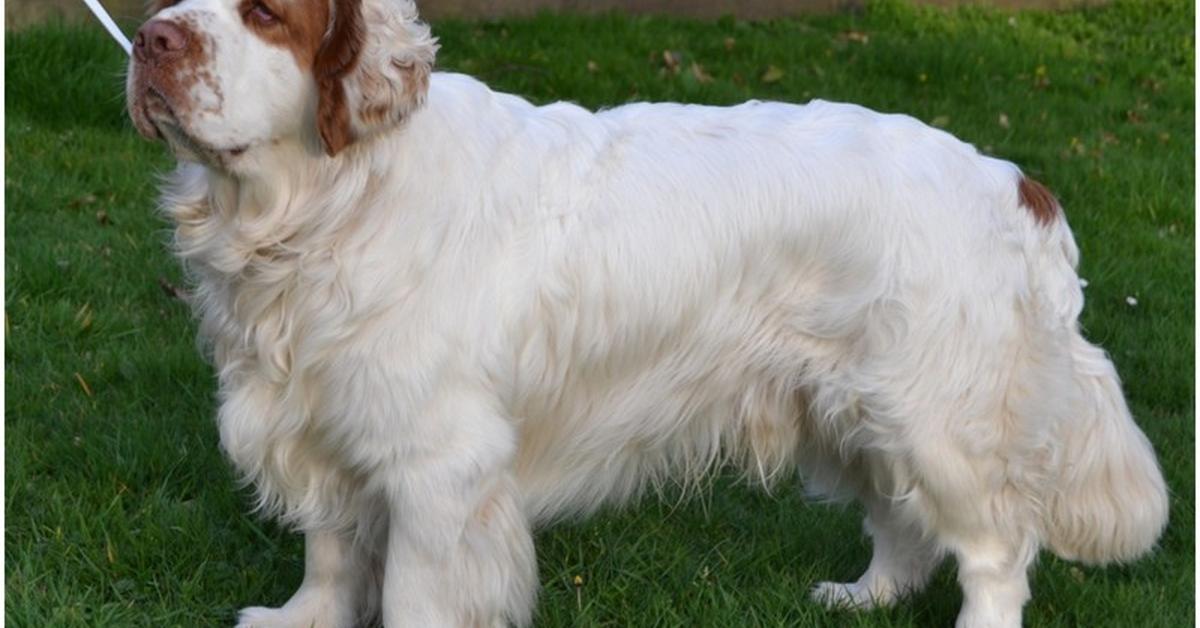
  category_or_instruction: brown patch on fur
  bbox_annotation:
[1018,176,1060,226]
[355,58,427,125]
[402,60,430,96]
[141,15,221,121]
[358,103,392,125]
[238,0,331,72]
[314,0,365,156]
[196,66,224,115]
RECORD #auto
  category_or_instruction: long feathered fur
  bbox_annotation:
[128,1,1168,626]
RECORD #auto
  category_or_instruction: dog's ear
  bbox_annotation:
[315,0,438,157]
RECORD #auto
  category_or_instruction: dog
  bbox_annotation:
[126,1,1169,626]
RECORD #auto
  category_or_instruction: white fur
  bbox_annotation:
[127,1,1169,627]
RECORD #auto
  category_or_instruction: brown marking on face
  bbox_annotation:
[1018,176,1060,226]
[314,0,365,156]
[128,66,160,139]
[161,15,220,114]
[131,13,222,135]
[194,66,225,115]
[239,0,331,71]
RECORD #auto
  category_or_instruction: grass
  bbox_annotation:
[5,0,1193,625]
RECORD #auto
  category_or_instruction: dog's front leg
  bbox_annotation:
[237,528,369,628]
[380,397,537,628]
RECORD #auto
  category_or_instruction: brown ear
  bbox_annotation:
[315,0,365,156]
[312,0,437,157]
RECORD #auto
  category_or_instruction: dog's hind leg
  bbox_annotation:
[806,326,1046,626]
[865,426,1040,628]
[812,489,945,610]
[947,530,1038,628]
[900,397,1044,628]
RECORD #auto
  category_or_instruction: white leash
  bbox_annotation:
[80,0,133,55]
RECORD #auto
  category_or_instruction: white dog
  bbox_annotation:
[126,1,1168,626]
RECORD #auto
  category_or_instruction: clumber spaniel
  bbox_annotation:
[126,1,1168,626]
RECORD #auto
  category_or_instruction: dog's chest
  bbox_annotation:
[196,224,481,445]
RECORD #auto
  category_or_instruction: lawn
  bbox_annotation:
[5,0,1193,625]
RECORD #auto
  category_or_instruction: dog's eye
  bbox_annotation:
[247,1,279,26]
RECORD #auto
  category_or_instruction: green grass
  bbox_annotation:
[5,0,1193,625]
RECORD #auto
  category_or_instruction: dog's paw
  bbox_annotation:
[954,610,1023,628]
[235,606,285,628]
[235,606,305,628]
[235,603,349,628]
[811,580,892,611]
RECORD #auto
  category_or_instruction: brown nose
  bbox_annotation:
[133,19,190,63]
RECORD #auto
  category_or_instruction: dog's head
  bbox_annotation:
[126,0,436,166]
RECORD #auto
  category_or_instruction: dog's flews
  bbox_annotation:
[127,1,1168,626]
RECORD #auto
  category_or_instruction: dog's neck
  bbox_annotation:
[162,143,371,383]
[203,136,374,227]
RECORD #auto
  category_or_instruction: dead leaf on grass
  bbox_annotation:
[75,303,93,331]
[158,277,190,303]
[74,372,93,398]
[69,194,97,209]
[662,50,683,74]
[839,30,869,44]
[760,65,785,83]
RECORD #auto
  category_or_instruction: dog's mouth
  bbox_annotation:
[138,87,249,163]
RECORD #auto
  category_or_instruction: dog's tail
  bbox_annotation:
[1012,175,1168,565]
[1020,179,1169,564]
[1042,336,1168,564]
